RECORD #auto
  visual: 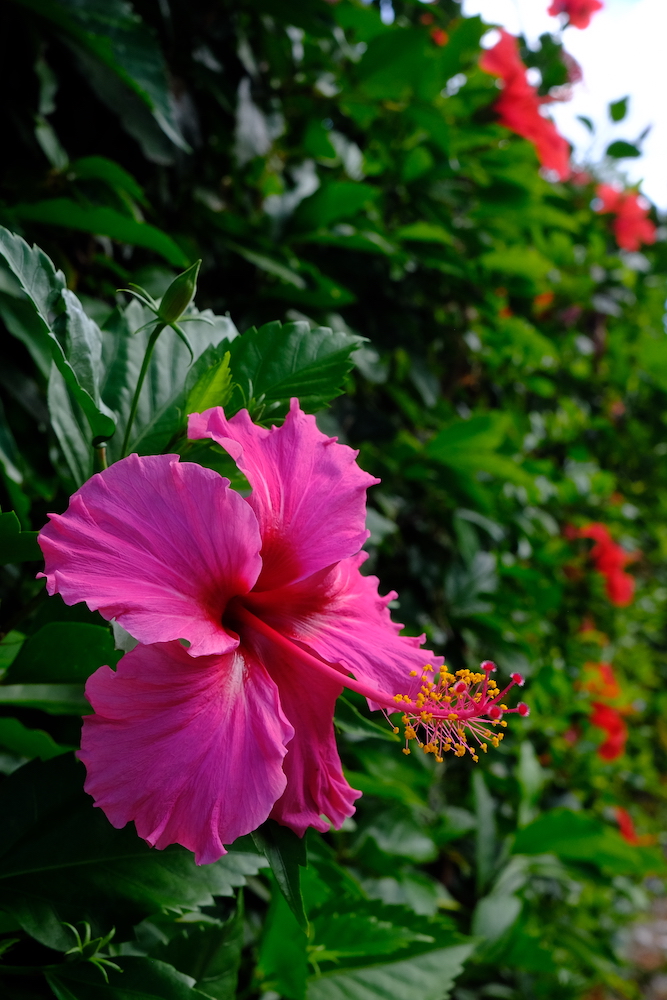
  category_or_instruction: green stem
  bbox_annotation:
[120,321,166,459]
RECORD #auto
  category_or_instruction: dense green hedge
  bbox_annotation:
[1,1,667,997]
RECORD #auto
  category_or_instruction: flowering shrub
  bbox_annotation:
[0,1,666,998]
[480,30,571,179]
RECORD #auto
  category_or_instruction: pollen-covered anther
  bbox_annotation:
[387,659,529,764]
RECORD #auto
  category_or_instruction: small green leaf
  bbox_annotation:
[69,156,147,204]
[186,353,233,415]
[605,140,641,159]
[252,819,308,930]
[0,511,40,564]
[609,96,629,122]
[577,114,595,133]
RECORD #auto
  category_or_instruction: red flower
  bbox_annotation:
[590,702,627,760]
[548,0,604,29]
[578,523,636,607]
[615,807,639,843]
[596,184,657,252]
[582,661,620,700]
[480,30,570,179]
[431,28,448,47]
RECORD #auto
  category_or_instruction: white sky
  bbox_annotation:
[459,0,667,210]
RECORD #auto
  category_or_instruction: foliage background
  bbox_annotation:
[1,0,667,998]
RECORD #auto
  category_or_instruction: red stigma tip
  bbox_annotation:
[488,705,503,720]
[481,660,497,673]
[518,702,530,717]
[453,681,467,693]
[511,672,525,686]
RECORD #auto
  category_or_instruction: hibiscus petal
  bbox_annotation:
[79,640,293,863]
[239,626,360,835]
[188,399,379,591]
[247,552,442,706]
[38,454,262,657]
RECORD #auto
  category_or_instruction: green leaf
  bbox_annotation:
[0,717,72,761]
[335,695,399,743]
[310,900,435,964]
[295,183,380,230]
[5,622,120,684]
[46,956,202,1000]
[0,228,116,442]
[609,96,629,122]
[0,755,268,950]
[186,353,233,415]
[306,944,475,1000]
[0,683,88,714]
[149,902,245,1000]
[577,114,595,133]
[225,320,363,419]
[11,200,188,267]
[473,771,497,893]
[13,0,188,152]
[69,155,147,204]
[395,222,453,246]
[48,362,95,485]
[0,510,40,564]
[513,809,667,876]
[258,884,308,1000]
[605,140,641,159]
[252,819,308,930]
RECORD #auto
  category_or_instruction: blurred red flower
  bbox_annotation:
[615,807,656,845]
[590,702,627,760]
[431,28,448,47]
[548,0,604,29]
[578,522,636,606]
[480,30,570,179]
[582,661,621,700]
[596,184,656,252]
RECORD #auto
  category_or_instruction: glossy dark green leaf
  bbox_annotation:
[0,683,88,714]
[5,622,120,684]
[46,956,203,1000]
[12,200,188,267]
[13,0,188,152]
[69,156,148,204]
[149,904,245,1000]
[0,510,40,564]
[306,944,475,1000]
[225,320,363,419]
[0,717,72,761]
[252,819,308,930]
[513,809,667,876]
[0,755,268,950]
[0,228,115,442]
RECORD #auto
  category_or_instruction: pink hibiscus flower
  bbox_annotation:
[39,400,526,863]
[38,401,447,862]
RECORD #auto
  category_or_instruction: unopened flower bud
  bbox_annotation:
[158,259,202,325]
